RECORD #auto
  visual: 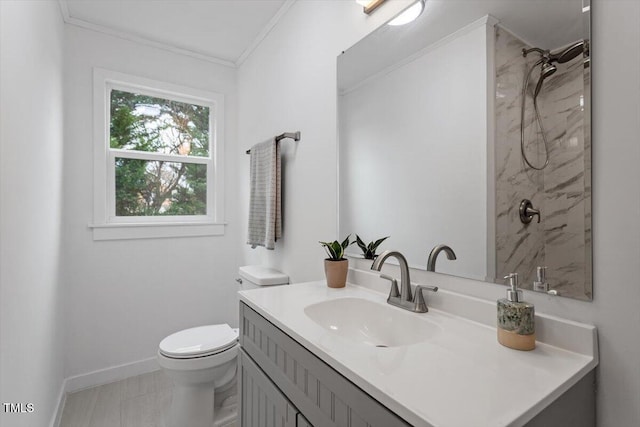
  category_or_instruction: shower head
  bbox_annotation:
[533,61,557,98]
[550,41,585,64]
[540,61,557,78]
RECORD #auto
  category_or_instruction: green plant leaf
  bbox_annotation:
[330,241,344,259]
[319,240,344,260]
[319,241,335,259]
[354,235,389,259]
[320,235,353,260]
[341,234,352,250]
[371,236,390,251]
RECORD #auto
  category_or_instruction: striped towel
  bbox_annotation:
[247,139,281,249]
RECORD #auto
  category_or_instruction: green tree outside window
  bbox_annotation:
[110,90,210,216]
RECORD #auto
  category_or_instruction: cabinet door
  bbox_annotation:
[240,303,410,427]
[296,413,313,427]
[239,349,298,427]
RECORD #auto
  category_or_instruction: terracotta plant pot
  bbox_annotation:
[324,258,348,288]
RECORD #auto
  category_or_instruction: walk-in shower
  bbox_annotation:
[520,40,588,170]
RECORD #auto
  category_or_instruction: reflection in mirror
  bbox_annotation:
[338,0,591,300]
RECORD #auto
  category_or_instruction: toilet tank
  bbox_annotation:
[237,265,289,291]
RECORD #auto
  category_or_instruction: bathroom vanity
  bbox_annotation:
[238,280,597,427]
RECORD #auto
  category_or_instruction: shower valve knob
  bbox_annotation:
[519,199,541,224]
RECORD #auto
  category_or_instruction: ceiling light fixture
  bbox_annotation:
[356,0,388,15]
[388,0,425,26]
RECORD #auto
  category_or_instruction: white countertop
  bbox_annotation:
[239,281,597,427]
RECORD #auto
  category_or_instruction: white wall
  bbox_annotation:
[589,3,640,423]
[237,0,412,281]
[0,1,66,426]
[238,0,640,425]
[62,25,240,379]
[339,22,488,278]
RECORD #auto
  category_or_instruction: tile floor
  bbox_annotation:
[59,370,237,427]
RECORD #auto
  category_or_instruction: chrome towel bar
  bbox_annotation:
[246,131,301,154]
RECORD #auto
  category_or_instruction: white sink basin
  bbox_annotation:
[303,297,439,347]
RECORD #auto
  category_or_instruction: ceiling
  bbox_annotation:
[61,0,291,67]
[339,0,588,91]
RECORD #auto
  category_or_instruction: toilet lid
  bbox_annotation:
[239,265,289,286]
[159,324,238,359]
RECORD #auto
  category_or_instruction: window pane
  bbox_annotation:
[115,158,207,216]
[110,89,209,157]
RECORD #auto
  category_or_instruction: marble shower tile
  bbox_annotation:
[494,26,589,299]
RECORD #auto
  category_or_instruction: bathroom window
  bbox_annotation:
[92,69,225,240]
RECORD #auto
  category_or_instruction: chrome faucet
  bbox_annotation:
[427,244,457,272]
[371,250,438,313]
[371,250,412,301]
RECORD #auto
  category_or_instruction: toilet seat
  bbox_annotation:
[159,324,239,359]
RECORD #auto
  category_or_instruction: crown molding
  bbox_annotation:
[340,14,499,95]
[56,0,296,69]
[236,0,297,67]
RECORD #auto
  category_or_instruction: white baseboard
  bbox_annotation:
[49,357,160,427]
[65,356,160,393]
[49,380,67,427]
[49,357,159,426]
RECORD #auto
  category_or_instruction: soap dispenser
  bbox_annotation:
[497,273,535,351]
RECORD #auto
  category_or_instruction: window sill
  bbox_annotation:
[89,222,226,241]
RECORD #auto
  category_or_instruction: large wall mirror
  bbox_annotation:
[338,0,592,300]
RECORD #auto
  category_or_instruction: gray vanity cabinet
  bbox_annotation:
[296,414,312,427]
[239,301,595,427]
[239,350,298,427]
[239,302,410,427]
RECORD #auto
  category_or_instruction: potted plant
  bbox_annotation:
[355,235,390,260]
[319,235,354,288]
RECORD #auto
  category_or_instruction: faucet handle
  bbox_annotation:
[413,285,439,313]
[380,274,400,298]
[519,199,541,224]
[415,284,439,294]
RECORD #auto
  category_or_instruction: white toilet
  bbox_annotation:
[157,266,289,427]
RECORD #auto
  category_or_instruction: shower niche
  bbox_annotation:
[338,0,592,300]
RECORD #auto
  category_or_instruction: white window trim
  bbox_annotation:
[91,68,225,240]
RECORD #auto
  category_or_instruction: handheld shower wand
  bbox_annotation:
[520,41,585,171]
